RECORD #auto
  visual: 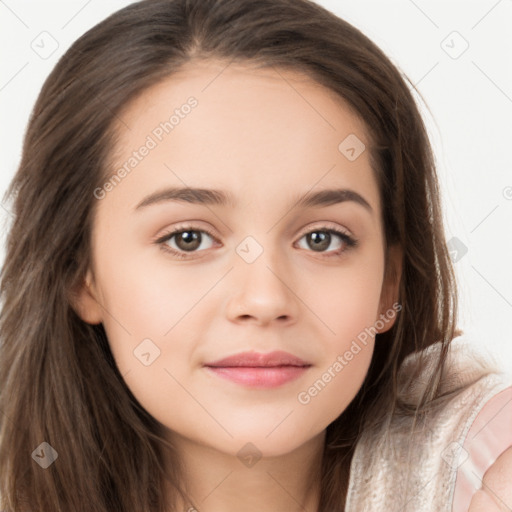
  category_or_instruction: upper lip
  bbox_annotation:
[204,350,311,368]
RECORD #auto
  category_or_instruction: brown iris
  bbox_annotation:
[175,230,202,251]
[307,231,331,252]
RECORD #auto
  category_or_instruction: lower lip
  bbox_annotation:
[204,365,310,388]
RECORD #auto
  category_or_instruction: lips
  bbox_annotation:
[204,350,310,368]
[204,351,311,388]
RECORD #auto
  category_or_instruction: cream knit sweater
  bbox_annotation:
[345,336,512,511]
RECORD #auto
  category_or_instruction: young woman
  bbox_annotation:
[0,0,510,510]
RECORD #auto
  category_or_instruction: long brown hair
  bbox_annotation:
[0,0,468,510]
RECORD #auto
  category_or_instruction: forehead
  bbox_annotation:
[103,59,379,216]
[115,59,369,142]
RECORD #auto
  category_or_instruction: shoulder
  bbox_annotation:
[404,334,512,509]
[346,333,512,512]
[453,383,512,512]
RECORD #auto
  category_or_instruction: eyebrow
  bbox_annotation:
[134,186,373,213]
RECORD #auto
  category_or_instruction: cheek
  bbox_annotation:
[292,278,381,431]
[93,250,207,377]
[96,243,212,329]
[294,337,374,444]
[94,255,207,433]
[302,255,385,341]
[292,258,383,418]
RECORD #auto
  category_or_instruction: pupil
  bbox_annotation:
[178,231,200,250]
[309,231,329,251]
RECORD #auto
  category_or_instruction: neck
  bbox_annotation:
[165,431,325,512]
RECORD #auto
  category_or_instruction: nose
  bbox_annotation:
[225,247,299,327]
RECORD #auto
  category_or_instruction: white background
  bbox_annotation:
[1,0,511,371]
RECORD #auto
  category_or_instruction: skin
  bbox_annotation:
[467,447,512,512]
[73,59,402,512]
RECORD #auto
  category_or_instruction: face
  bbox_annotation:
[74,59,401,459]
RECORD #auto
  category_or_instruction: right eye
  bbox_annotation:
[155,225,219,259]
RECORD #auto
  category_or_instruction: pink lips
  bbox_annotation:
[204,350,311,388]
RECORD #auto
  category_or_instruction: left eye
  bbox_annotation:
[295,228,356,255]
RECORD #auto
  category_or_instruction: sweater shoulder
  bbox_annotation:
[345,335,512,512]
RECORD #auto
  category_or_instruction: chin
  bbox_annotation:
[216,426,320,461]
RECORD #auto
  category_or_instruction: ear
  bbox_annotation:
[376,243,402,334]
[68,269,104,325]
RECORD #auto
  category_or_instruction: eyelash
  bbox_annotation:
[154,223,358,260]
